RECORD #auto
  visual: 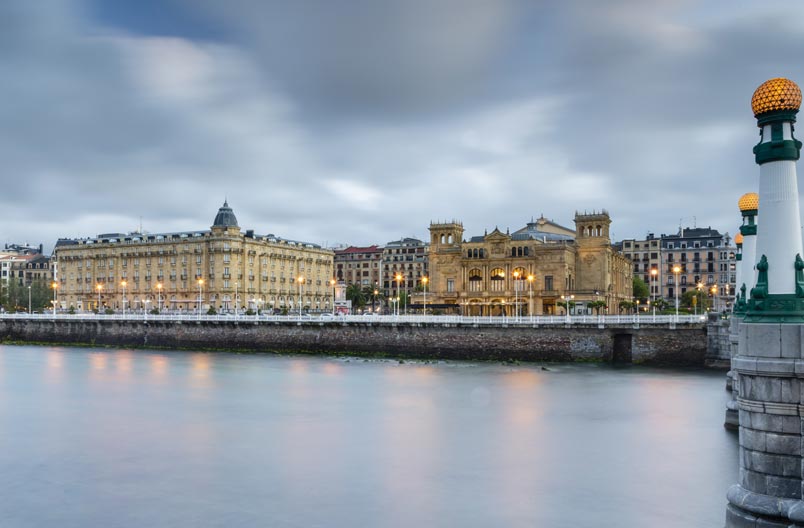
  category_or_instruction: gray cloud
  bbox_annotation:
[2,0,804,254]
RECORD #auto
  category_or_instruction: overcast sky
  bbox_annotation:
[3,1,804,253]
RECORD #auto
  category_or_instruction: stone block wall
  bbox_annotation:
[0,320,708,366]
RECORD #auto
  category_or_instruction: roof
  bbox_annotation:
[335,245,382,254]
[212,200,239,228]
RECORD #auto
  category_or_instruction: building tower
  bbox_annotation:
[726,78,804,526]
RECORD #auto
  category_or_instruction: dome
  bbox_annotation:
[738,192,759,212]
[212,200,239,228]
[751,78,801,117]
[735,233,743,245]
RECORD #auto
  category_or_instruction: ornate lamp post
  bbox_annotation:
[156,282,162,313]
[96,283,103,312]
[197,278,204,319]
[421,276,428,315]
[672,265,681,320]
[297,276,305,318]
[394,273,403,316]
[121,280,127,317]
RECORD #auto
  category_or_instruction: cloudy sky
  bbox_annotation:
[3,1,804,252]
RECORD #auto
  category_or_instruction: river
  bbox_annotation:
[0,345,737,527]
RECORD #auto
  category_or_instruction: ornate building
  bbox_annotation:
[425,212,632,315]
[54,202,334,313]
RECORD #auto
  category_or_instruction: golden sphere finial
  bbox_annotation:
[735,233,744,245]
[751,78,801,117]
[738,192,759,212]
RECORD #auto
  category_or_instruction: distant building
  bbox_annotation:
[661,227,736,311]
[381,237,429,305]
[54,202,334,313]
[619,234,662,300]
[425,212,632,315]
[334,245,383,290]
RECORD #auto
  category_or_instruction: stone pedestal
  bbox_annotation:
[724,315,742,430]
[726,322,804,526]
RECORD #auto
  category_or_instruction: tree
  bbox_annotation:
[588,300,607,315]
[619,300,635,313]
[556,300,576,314]
[681,289,709,310]
[345,284,366,310]
[632,277,649,302]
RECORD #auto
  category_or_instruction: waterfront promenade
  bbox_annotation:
[0,313,709,366]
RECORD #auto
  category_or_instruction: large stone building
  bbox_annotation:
[334,245,383,289]
[53,202,334,313]
[425,212,632,315]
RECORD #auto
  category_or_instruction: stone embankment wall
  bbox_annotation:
[705,314,732,368]
[0,319,709,365]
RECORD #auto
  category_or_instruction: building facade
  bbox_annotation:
[425,212,632,315]
[660,227,736,311]
[381,237,429,303]
[334,245,383,289]
[619,234,662,300]
[54,202,334,313]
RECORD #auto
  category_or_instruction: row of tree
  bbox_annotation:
[0,279,55,313]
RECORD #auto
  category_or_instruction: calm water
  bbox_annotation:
[0,345,737,528]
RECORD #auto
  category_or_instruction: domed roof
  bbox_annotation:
[738,192,759,212]
[735,233,743,245]
[751,78,801,117]
[212,200,239,228]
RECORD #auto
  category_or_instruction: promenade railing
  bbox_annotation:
[0,312,707,326]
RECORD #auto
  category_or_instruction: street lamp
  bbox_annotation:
[96,283,103,312]
[330,279,336,313]
[672,265,681,320]
[156,282,162,314]
[373,288,378,314]
[27,285,31,314]
[527,274,535,321]
[563,293,574,323]
[513,270,520,321]
[636,299,640,322]
[121,280,127,318]
[197,278,204,319]
[650,268,658,316]
[695,282,703,316]
[235,281,239,319]
[394,273,403,316]
[421,276,428,315]
[297,276,305,318]
[51,281,58,316]
[711,284,719,313]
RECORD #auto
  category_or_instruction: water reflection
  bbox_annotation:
[0,347,737,528]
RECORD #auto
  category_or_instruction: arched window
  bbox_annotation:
[448,234,453,244]
[467,250,472,258]
[468,268,483,292]
[512,267,527,292]
[490,268,505,292]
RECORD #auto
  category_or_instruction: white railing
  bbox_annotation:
[0,312,707,326]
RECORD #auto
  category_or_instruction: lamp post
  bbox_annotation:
[672,265,681,320]
[121,280,127,318]
[197,278,204,319]
[156,282,162,314]
[421,276,428,315]
[711,284,718,313]
[96,283,103,313]
[330,279,336,313]
[394,273,403,317]
[513,270,520,321]
[650,268,658,317]
[51,281,58,316]
[235,281,239,319]
[297,276,304,318]
[527,274,535,321]
[563,293,574,323]
[143,299,150,321]
[695,282,702,316]
[27,285,31,314]
[373,288,378,314]
[636,299,640,322]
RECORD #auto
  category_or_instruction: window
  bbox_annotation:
[544,275,553,291]
[447,279,455,292]
[490,268,505,292]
